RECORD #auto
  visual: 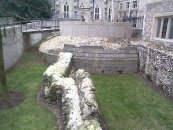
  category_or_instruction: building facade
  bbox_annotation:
[143,0,173,45]
[51,0,146,23]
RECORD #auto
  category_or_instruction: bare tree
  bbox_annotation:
[0,29,10,104]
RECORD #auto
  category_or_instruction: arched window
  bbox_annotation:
[64,2,69,18]
[95,5,99,20]
[108,6,112,21]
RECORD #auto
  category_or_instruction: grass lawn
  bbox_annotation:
[0,48,57,130]
[92,74,173,130]
[1,46,173,130]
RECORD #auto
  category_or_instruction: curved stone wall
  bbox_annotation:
[65,44,138,74]
[40,44,139,74]
[60,21,132,38]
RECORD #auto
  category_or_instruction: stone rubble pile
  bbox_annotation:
[43,52,102,130]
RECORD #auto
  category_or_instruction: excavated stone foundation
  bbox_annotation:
[42,52,102,130]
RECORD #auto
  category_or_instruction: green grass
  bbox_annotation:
[92,74,173,130]
[1,47,173,130]
[0,48,57,130]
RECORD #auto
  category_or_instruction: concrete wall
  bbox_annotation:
[1,25,24,70]
[23,33,49,50]
[138,44,173,95]
[0,17,14,25]
[2,23,56,70]
[60,21,133,38]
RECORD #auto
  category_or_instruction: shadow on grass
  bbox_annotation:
[0,45,56,130]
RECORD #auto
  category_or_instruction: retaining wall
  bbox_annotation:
[2,23,59,70]
[2,25,24,70]
[138,45,173,94]
[64,45,138,74]
[41,44,139,74]
[1,25,42,70]
[60,21,132,38]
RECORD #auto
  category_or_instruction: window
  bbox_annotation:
[80,3,84,8]
[105,8,107,20]
[108,6,112,20]
[130,11,133,17]
[74,11,78,18]
[169,18,173,39]
[124,12,126,17]
[120,3,123,10]
[156,17,173,40]
[64,3,69,18]
[126,2,130,9]
[133,1,137,8]
[95,5,99,20]
[161,18,169,38]
[119,12,122,18]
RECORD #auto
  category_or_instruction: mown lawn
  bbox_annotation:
[92,74,173,130]
[1,46,173,130]
[0,48,57,130]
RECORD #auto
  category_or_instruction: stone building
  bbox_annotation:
[51,0,146,24]
[143,0,173,46]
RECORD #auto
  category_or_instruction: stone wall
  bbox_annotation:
[143,0,173,40]
[64,44,138,74]
[60,21,132,38]
[138,44,173,94]
[43,52,102,130]
[40,44,139,74]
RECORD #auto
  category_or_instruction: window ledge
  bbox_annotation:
[154,38,173,43]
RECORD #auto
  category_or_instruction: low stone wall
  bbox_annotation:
[60,21,132,38]
[138,45,173,94]
[64,44,139,74]
[43,52,102,130]
[40,44,139,74]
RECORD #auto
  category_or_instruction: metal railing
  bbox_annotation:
[0,19,60,32]
[22,19,59,32]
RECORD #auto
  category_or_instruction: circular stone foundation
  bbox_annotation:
[39,36,138,74]
[39,36,132,53]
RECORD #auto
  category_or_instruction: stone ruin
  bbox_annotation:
[42,52,102,130]
[40,36,173,130]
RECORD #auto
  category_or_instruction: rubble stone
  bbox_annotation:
[42,53,102,130]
